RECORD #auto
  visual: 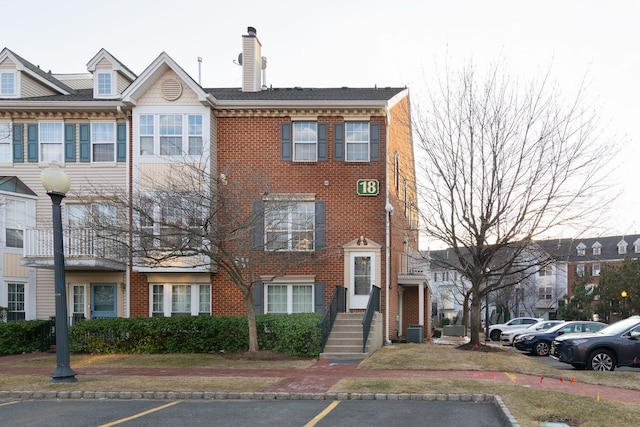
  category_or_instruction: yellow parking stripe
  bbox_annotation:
[504,372,518,382]
[99,401,182,427]
[0,401,19,407]
[304,400,340,427]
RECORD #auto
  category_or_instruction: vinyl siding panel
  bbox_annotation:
[3,253,29,278]
[20,73,57,98]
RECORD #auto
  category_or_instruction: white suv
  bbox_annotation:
[488,317,543,341]
[499,320,565,345]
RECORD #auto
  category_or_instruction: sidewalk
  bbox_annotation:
[1,354,639,405]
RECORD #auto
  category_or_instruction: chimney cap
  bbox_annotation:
[247,26,257,36]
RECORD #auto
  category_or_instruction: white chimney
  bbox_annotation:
[242,26,263,92]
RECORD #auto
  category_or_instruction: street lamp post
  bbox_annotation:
[41,161,77,383]
[621,290,628,319]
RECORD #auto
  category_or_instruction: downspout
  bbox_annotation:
[384,106,393,345]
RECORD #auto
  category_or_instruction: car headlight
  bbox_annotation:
[565,338,589,346]
[520,335,535,341]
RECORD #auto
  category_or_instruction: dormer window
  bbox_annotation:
[576,242,586,256]
[618,239,628,255]
[1,71,16,96]
[634,239,640,254]
[96,72,113,96]
[592,242,602,256]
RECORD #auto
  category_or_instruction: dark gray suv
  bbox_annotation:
[550,316,640,371]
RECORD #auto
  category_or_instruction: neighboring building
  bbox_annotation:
[0,27,429,345]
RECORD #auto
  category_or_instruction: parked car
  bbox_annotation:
[500,320,565,345]
[550,316,640,371]
[488,317,543,341]
[515,321,607,356]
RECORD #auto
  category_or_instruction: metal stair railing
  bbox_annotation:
[319,286,346,351]
[362,285,381,353]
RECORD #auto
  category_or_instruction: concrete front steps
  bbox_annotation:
[319,312,382,360]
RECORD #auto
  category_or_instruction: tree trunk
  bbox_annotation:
[461,292,470,331]
[243,286,259,353]
[469,294,482,345]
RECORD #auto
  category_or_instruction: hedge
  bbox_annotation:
[68,313,322,357]
[0,319,55,356]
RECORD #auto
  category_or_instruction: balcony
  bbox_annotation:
[22,228,127,271]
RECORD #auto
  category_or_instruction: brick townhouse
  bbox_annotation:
[0,27,429,351]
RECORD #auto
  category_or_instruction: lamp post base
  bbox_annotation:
[51,366,77,383]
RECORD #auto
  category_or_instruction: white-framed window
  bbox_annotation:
[266,283,313,314]
[39,122,64,163]
[0,121,11,162]
[576,243,586,256]
[539,265,553,277]
[1,72,16,96]
[136,112,206,158]
[635,240,640,254]
[139,114,154,155]
[576,264,586,277]
[91,122,115,162]
[188,115,203,155]
[91,122,116,162]
[293,122,317,162]
[150,283,211,316]
[592,263,601,276]
[346,122,369,162]
[72,285,85,319]
[67,203,116,228]
[7,283,25,321]
[265,201,315,251]
[160,114,182,155]
[138,193,205,250]
[5,199,26,248]
[97,72,113,96]
[538,286,553,301]
[592,242,602,256]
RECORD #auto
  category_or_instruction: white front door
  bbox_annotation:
[349,251,375,309]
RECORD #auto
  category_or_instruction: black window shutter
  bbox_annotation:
[333,123,344,161]
[281,122,292,161]
[317,123,328,161]
[314,201,325,250]
[252,200,265,250]
[79,124,90,162]
[27,124,38,162]
[314,282,325,313]
[116,123,126,162]
[253,282,264,314]
[64,123,76,162]
[370,122,380,161]
[12,123,23,163]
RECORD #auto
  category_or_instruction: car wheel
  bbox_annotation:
[533,341,550,356]
[587,350,615,371]
[490,330,501,341]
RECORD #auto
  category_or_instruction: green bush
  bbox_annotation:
[0,319,55,355]
[69,313,322,357]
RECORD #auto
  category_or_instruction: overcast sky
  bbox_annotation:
[4,0,639,239]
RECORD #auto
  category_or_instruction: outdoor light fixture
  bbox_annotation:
[621,290,628,319]
[41,161,77,383]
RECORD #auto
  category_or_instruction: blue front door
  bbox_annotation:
[91,283,116,319]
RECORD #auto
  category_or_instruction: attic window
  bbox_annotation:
[1,72,16,96]
[576,243,586,256]
[161,79,182,101]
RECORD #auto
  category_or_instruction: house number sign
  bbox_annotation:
[357,179,379,196]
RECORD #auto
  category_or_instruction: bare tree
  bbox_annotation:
[415,61,614,345]
[80,158,330,353]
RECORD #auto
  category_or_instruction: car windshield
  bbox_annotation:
[597,317,640,335]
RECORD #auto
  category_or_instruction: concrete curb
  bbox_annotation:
[0,390,518,426]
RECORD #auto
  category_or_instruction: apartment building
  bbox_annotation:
[0,27,428,344]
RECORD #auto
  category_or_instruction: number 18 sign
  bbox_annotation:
[357,179,379,196]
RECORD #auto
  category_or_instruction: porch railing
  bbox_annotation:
[319,286,346,351]
[362,285,381,353]
[23,227,127,261]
